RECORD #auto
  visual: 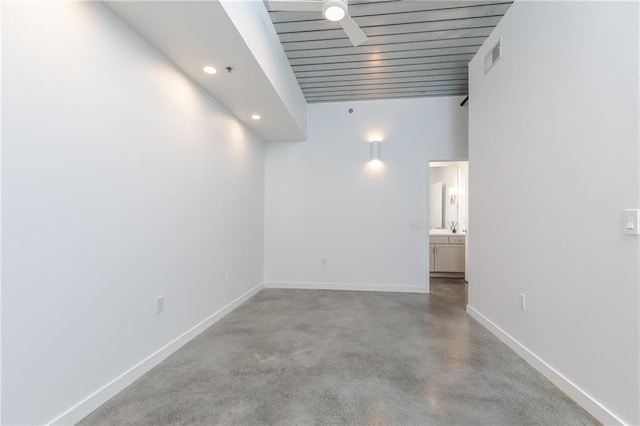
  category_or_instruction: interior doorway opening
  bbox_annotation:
[428,161,469,288]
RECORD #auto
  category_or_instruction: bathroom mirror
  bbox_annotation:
[429,161,468,232]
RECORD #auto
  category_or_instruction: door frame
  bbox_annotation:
[426,159,469,293]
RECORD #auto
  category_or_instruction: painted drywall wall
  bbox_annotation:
[457,161,469,277]
[457,161,468,234]
[220,0,307,139]
[0,2,3,423]
[2,2,264,424]
[467,2,639,424]
[264,97,468,292]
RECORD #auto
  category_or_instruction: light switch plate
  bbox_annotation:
[623,209,639,235]
[156,295,165,315]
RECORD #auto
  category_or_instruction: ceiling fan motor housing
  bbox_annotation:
[323,0,348,21]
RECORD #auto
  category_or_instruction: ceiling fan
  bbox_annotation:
[268,0,368,47]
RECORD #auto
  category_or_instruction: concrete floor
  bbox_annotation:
[80,279,598,425]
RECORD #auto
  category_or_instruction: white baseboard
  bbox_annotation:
[466,305,625,426]
[49,283,264,425]
[263,281,427,294]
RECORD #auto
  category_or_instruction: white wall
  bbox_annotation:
[2,2,265,424]
[457,161,468,234]
[0,2,4,423]
[220,0,307,139]
[265,98,467,292]
[467,2,639,424]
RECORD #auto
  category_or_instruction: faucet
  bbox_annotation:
[448,221,458,233]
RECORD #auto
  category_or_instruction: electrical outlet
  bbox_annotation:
[156,295,165,315]
[519,293,526,311]
[322,258,327,266]
[226,269,230,283]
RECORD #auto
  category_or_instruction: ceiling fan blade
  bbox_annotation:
[339,14,368,47]
[267,0,323,12]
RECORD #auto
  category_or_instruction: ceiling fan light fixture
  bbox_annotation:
[269,0,367,47]
[323,0,346,21]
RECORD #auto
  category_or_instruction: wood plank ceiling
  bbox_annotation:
[267,0,513,103]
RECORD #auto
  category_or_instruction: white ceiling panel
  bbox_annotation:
[106,1,307,141]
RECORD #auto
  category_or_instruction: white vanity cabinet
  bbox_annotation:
[430,234,465,274]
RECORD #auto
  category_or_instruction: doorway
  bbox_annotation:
[428,161,469,288]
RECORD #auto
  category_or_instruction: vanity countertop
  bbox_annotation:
[429,230,466,237]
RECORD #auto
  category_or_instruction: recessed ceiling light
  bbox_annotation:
[203,66,217,75]
[251,114,261,120]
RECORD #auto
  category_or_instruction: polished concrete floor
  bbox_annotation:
[80,279,597,425]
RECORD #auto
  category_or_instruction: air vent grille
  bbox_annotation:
[484,38,502,75]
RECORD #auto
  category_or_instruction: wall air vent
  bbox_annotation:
[484,38,502,75]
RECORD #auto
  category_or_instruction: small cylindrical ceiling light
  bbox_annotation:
[203,66,218,75]
[369,138,382,167]
[323,0,347,21]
